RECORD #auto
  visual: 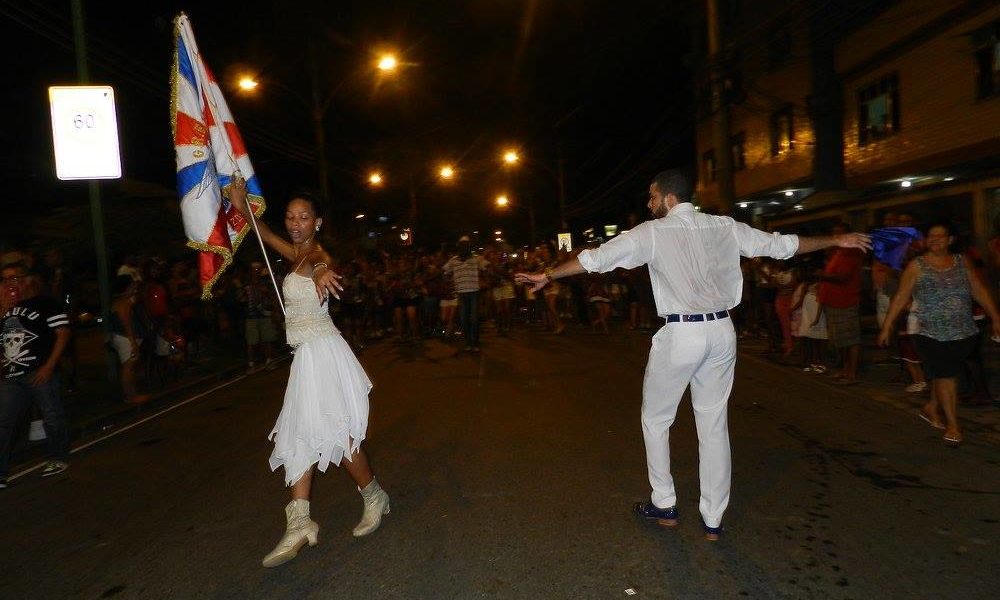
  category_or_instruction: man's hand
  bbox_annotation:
[313,267,344,301]
[30,363,55,385]
[835,233,872,252]
[514,272,548,293]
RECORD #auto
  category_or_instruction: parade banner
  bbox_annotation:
[171,13,265,299]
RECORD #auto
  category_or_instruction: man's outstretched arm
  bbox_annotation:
[796,233,871,255]
[514,257,587,292]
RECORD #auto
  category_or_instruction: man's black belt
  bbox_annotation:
[664,310,729,323]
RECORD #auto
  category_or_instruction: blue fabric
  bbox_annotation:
[176,35,198,91]
[870,227,922,271]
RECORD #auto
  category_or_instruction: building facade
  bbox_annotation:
[694,0,1000,264]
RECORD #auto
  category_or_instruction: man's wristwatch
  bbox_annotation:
[544,267,555,281]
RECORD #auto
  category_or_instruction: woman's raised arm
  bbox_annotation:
[229,176,296,260]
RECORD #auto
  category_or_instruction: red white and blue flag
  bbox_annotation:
[171,13,265,299]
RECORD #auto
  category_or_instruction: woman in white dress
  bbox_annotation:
[229,178,389,568]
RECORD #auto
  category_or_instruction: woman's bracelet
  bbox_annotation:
[312,262,329,272]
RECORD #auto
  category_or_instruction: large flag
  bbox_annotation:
[870,226,922,271]
[171,13,265,299]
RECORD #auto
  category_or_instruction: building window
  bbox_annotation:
[767,24,793,71]
[858,73,900,146]
[769,106,794,156]
[973,21,1000,99]
[702,149,716,182]
[730,132,746,171]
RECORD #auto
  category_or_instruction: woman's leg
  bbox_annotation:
[342,445,389,537]
[290,466,313,500]
[406,305,420,339]
[935,377,961,440]
[341,447,374,489]
[905,361,926,385]
[546,294,563,333]
[774,296,793,355]
[393,307,404,340]
[263,466,318,567]
[598,303,611,333]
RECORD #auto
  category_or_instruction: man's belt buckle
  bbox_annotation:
[681,314,705,322]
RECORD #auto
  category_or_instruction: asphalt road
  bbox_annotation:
[2,328,997,600]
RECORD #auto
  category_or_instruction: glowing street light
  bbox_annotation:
[439,165,455,180]
[377,54,399,72]
[502,150,520,165]
[355,213,366,220]
[494,230,502,235]
[495,195,510,207]
[368,172,384,186]
[237,76,259,91]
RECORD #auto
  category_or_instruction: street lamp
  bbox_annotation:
[233,50,405,221]
[495,194,510,208]
[498,146,568,238]
[377,54,399,72]
[368,171,384,186]
[439,165,455,180]
[237,76,258,91]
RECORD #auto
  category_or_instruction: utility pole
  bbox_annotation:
[71,0,114,383]
[557,158,568,231]
[308,41,331,220]
[706,0,735,214]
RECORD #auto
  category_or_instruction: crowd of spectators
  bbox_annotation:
[736,214,1000,437]
[2,210,998,479]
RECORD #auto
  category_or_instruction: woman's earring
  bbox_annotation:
[315,226,320,232]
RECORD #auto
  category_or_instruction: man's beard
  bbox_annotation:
[650,200,668,218]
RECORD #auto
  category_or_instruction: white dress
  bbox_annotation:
[797,284,828,340]
[268,273,372,486]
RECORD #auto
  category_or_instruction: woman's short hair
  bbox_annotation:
[287,189,325,218]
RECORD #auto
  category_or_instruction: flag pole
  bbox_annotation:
[240,181,286,317]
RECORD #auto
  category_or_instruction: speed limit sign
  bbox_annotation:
[48,85,122,180]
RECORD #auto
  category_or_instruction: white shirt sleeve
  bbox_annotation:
[578,226,652,273]
[732,221,799,260]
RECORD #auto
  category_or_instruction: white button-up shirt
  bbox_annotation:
[577,203,799,315]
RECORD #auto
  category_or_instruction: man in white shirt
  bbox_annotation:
[516,170,870,540]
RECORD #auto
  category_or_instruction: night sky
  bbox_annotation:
[3,0,694,251]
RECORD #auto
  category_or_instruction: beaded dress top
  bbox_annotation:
[283,273,339,347]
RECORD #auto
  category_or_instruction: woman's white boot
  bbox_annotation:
[352,478,390,537]
[262,499,319,567]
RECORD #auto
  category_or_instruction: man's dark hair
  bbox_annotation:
[651,169,693,204]
[288,189,325,218]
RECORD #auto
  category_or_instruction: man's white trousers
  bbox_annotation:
[642,318,737,528]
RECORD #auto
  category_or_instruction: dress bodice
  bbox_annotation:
[283,273,339,347]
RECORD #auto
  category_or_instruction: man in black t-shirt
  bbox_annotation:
[0,263,72,488]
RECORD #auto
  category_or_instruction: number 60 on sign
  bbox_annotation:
[48,85,122,180]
